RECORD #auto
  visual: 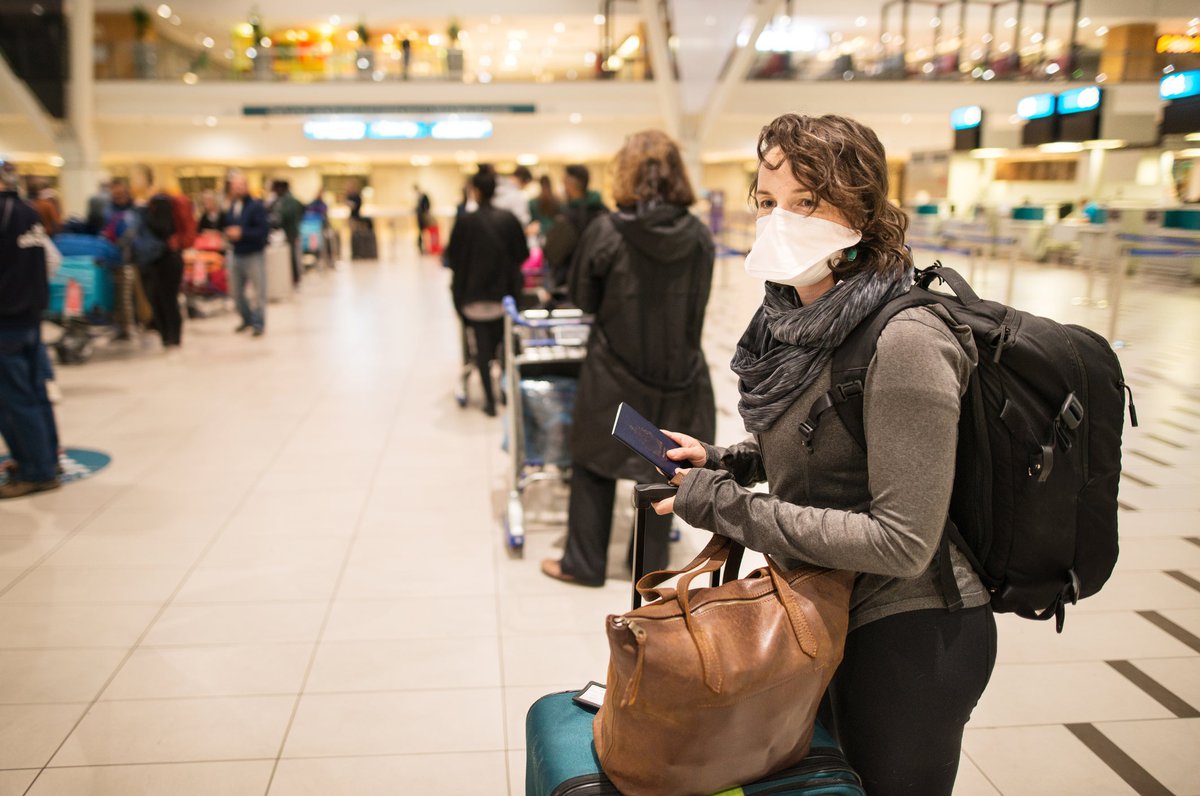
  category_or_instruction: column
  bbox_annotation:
[58,0,103,218]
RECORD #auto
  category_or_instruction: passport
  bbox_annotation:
[611,402,682,480]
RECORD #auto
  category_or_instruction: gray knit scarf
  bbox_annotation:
[732,267,914,433]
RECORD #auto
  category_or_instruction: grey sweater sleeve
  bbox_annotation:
[675,311,970,579]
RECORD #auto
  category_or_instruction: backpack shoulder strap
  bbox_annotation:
[798,287,941,452]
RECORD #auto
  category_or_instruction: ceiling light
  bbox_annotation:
[246,47,257,59]
[49,155,65,167]
[204,116,218,127]
[287,156,310,168]
[1038,142,1084,153]
[1083,139,1125,150]
[569,113,583,124]
[478,72,492,83]
[855,16,867,27]
[410,155,433,166]
[516,154,539,166]
[156,4,171,19]
[202,37,214,48]
[969,148,1008,159]
[1046,62,1059,74]
[930,18,941,28]
[594,14,606,25]
[1178,148,1200,157]
[1031,32,1043,43]
[182,72,198,85]
[554,22,566,34]
[1078,17,1091,28]
[1186,132,1200,141]
[1004,17,1016,28]
[1095,26,1108,36]
[347,30,359,42]
[329,15,340,25]
[429,34,444,46]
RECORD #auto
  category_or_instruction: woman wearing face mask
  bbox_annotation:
[652,114,996,796]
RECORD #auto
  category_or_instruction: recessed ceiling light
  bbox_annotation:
[156,4,171,19]
[554,23,566,34]
[594,14,606,25]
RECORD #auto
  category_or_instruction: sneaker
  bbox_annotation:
[0,479,61,500]
[235,323,252,333]
[45,380,63,403]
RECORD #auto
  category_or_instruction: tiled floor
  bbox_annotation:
[0,241,1197,795]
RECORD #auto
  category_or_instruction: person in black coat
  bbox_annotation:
[445,170,529,416]
[542,130,716,586]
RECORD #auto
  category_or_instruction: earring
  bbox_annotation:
[845,247,858,262]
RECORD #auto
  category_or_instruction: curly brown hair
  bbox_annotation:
[751,114,911,279]
[611,129,696,208]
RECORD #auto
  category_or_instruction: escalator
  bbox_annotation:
[0,0,68,118]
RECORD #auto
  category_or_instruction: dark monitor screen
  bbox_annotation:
[954,127,982,151]
[1022,115,1058,147]
[1059,110,1101,142]
[1161,96,1200,136]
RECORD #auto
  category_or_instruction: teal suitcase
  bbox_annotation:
[525,691,863,796]
[525,485,864,796]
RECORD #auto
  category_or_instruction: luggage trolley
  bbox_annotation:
[501,295,592,553]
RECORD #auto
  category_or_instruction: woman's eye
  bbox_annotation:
[798,198,816,209]
[758,199,775,211]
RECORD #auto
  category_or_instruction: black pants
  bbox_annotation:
[287,235,300,285]
[467,319,504,409]
[144,252,184,347]
[818,604,997,796]
[560,464,671,585]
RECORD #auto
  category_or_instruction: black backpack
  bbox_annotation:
[800,265,1137,632]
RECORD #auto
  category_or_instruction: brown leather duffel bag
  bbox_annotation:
[594,535,854,796]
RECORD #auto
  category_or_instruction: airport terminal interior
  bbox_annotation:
[1,0,1199,794]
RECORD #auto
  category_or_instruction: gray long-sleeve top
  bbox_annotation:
[675,306,989,631]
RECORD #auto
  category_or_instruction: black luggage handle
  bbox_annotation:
[917,265,982,306]
[630,484,744,610]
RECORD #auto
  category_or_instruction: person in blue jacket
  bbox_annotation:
[223,172,269,336]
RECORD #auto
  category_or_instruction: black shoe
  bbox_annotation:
[235,323,251,333]
[252,327,265,337]
[483,403,497,417]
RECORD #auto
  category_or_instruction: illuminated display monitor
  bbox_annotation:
[1017,93,1056,121]
[951,106,983,151]
[1057,87,1103,142]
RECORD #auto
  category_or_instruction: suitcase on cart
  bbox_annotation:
[525,484,865,796]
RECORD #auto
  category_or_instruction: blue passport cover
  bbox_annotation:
[611,402,681,479]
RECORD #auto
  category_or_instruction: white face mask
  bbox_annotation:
[744,207,862,287]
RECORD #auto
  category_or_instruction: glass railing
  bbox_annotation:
[94,39,650,84]
[746,47,1191,83]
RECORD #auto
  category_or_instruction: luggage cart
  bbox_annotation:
[501,295,591,554]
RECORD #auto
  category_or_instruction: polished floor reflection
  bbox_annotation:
[0,243,1197,795]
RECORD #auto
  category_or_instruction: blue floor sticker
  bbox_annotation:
[0,448,112,486]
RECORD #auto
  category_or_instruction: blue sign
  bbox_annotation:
[951,105,983,130]
[1057,86,1103,115]
[0,448,112,486]
[1017,93,1056,120]
[1161,70,1200,101]
[303,119,495,141]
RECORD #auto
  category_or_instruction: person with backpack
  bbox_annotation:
[647,114,995,795]
[127,168,190,349]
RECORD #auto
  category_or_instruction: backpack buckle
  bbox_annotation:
[1058,393,1084,431]
[835,381,864,401]
[798,421,816,451]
